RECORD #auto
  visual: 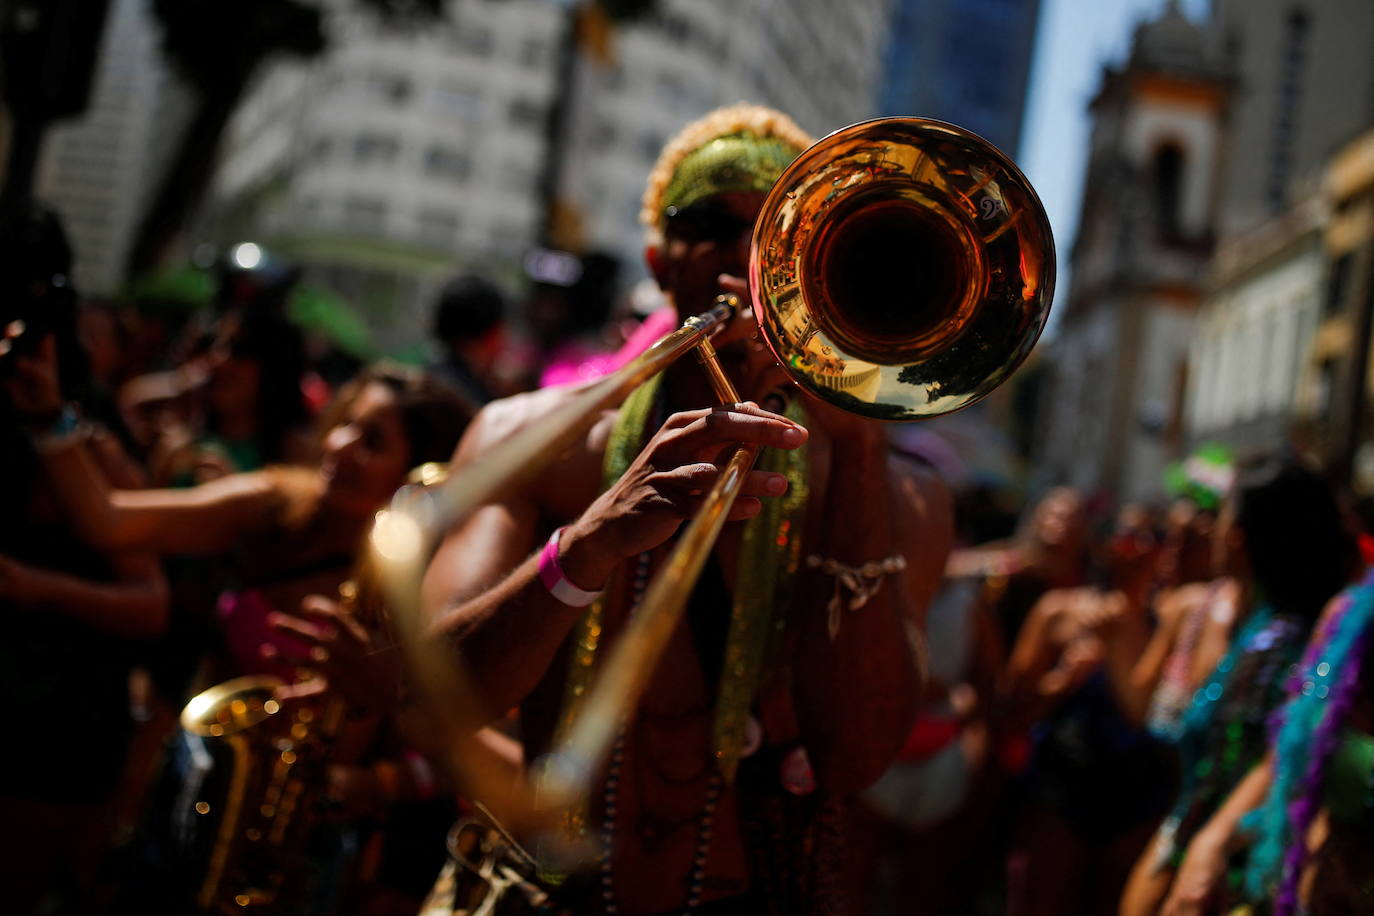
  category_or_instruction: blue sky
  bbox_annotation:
[1018,0,1210,330]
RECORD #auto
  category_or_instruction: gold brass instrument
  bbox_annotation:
[178,675,344,912]
[371,117,1054,818]
[173,535,407,914]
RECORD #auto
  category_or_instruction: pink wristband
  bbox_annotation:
[538,527,603,607]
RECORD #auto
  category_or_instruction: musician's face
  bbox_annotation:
[649,190,763,318]
[648,190,790,399]
[320,381,411,516]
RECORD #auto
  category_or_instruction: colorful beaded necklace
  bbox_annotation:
[1245,571,1374,914]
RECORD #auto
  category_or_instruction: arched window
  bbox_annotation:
[1152,142,1185,239]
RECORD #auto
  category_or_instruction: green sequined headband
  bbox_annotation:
[661,132,805,222]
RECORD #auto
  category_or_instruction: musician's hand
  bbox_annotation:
[559,401,807,589]
[269,594,398,715]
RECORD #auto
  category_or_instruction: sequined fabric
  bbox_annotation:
[1155,606,1311,874]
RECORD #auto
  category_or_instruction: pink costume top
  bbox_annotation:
[538,308,679,388]
[217,588,318,684]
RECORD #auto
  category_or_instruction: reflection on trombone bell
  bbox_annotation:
[373,114,1055,906]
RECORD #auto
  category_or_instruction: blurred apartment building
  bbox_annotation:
[31,0,188,297]
[205,0,889,354]
[1184,0,1374,488]
[1037,0,1374,503]
[876,0,1041,158]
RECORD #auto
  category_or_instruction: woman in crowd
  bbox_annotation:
[1158,563,1374,916]
[30,360,470,913]
[135,307,316,485]
[1119,459,1356,916]
[1001,503,1174,916]
[0,207,169,915]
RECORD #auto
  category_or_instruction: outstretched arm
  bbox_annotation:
[0,550,168,638]
[37,433,279,555]
[1162,753,1274,916]
[792,419,954,795]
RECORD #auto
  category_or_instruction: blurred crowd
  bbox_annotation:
[4,191,1374,916]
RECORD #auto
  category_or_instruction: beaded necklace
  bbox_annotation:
[1146,580,1229,742]
[598,550,723,916]
[1245,571,1374,914]
[1158,603,1308,869]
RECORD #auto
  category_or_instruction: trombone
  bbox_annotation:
[370,116,1055,820]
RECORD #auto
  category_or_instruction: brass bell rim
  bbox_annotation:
[180,674,287,737]
[749,115,1055,422]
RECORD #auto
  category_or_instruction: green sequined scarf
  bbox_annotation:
[556,373,809,784]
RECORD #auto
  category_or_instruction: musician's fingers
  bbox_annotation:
[716,274,748,299]
[672,406,806,459]
[658,465,786,503]
[726,496,763,521]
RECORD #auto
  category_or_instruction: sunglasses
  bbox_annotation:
[664,199,755,247]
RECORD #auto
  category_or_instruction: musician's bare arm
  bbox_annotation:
[793,425,954,795]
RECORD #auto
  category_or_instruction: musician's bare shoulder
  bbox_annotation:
[452,382,617,510]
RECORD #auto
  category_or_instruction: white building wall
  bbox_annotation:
[1122,303,1192,501]
[1041,304,1120,492]
[36,0,184,295]
[209,0,891,352]
[1185,241,1322,438]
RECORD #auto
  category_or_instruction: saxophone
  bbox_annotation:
[178,673,345,912]
[173,466,436,912]
[175,575,384,912]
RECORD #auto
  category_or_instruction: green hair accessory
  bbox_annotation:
[661,132,803,221]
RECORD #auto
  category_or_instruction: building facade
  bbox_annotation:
[34,0,187,296]
[1036,3,1227,502]
[1181,0,1374,479]
[1184,194,1325,456]
[206,0,890,355]
[876,0,1042,158]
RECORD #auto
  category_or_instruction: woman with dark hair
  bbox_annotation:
[145,307,315,484]
[34,362,469,680]
[24,362,471,913]
[1119,459,1357,916]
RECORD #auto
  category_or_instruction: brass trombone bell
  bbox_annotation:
[751,117,1054,420]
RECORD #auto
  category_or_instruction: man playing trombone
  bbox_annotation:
[422,104,953,915]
